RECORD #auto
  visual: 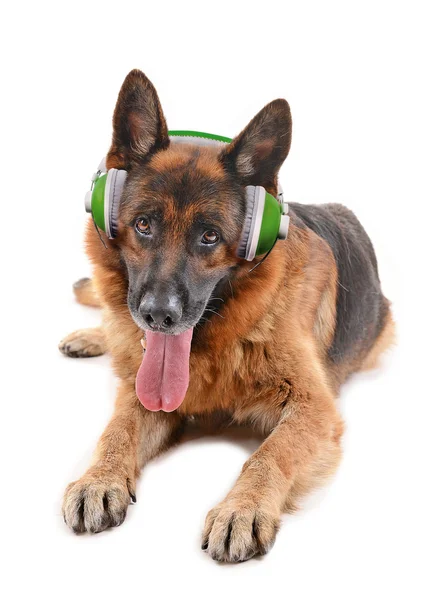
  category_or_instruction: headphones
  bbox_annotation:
[84,131,290,261]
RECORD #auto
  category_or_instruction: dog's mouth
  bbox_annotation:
[132,290,224,413]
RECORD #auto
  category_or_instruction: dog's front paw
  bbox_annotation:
[202,497,280,562]
[62,467,135,534]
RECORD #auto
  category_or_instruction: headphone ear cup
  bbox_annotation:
[104,168,127,238]
[85,174,107,232]
[238,186,267,260]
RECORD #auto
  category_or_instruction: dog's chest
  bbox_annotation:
[177,338,280,421]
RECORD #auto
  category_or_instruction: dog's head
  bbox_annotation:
[107,69,292,335]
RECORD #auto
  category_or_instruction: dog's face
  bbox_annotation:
[107,70,292,335]
[119,148,245,334]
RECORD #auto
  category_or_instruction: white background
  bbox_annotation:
[1,1,439,599]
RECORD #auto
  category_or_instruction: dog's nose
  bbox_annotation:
[139,293,183,330]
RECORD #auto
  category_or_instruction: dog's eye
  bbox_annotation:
[135,218,151,235]
[201,230,220,245]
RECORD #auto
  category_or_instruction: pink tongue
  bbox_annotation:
[136,328,193,412]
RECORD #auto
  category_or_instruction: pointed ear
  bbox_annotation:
[107,69,169,169]
[221,99,292,190]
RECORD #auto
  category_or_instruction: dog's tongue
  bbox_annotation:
[136,329,193,412]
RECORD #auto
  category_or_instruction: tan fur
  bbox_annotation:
[59,327,106,358]
[361,309,396,371]
[62,71,393,561]
[63,380,182,533]
[63,215,391,559]
[73,277,101,307]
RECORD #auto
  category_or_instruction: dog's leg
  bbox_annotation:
[202,384,343,562]
[58,327,107,357]
[59,278,105,357]
[73,277,101,307]
[63,381,182,533]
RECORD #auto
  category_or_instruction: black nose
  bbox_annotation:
[139,293,183,330]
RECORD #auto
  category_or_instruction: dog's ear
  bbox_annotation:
[107,69,169,169]
[221,99,292,190]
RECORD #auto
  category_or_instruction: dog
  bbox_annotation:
[60,69,394,562]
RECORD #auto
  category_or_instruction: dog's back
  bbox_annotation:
[291,202,393,380]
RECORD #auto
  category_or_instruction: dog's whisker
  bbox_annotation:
[205,308,225,319]
[195,316,213,330]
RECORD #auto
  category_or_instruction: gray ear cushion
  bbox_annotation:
[237,186,257,259]
[107,169,127,239]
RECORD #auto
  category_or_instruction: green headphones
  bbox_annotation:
[84,131,290,261]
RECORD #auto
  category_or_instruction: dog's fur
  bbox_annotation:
[61,70,394,562]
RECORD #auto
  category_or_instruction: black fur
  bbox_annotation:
[291,203,388,363]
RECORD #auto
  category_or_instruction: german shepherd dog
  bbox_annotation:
[60,69,394,562]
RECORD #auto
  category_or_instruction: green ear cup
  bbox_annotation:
[85,168,127,238]
[239,186,289,261]
[256,192,283,255]
[89,173,107,233]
